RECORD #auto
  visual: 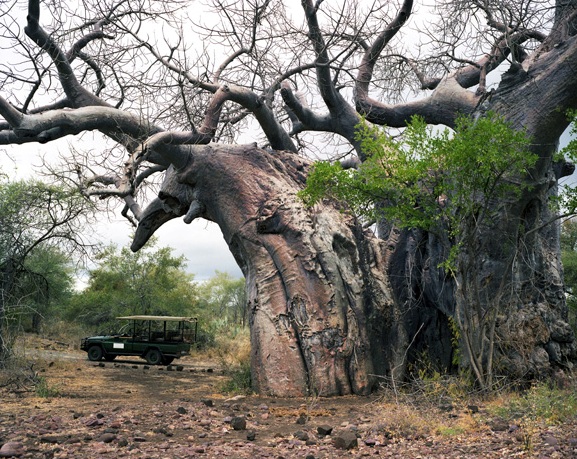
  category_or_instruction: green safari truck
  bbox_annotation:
[80,315,198,365]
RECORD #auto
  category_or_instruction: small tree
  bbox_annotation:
[8,246,75,333]
[0,178,94,362]
[301,114,536,389]
[197,271,247,328]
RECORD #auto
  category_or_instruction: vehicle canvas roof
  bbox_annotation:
[116,315,197,322]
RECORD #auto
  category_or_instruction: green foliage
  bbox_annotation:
[7,246,75,333]
[34,376,60,398]
[560,219,577,332]
[220,360,252,394]
[65,238,198,330]
[491,382,577,425]
[301,113,536,253]
[447,316,462,367]
[0,178,91,361]
[0,179,92,265]
[197,271,247,328]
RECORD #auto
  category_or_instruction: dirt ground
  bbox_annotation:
[1,337,577,458]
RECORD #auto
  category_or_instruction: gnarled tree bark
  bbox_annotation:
[132,144,399,396]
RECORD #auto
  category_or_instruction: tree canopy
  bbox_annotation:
[66,239,198,329]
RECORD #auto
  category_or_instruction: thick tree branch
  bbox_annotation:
[357,76,479,128]
[25,0,103,108]
[0,95,24,127]
[280,82,332,134]
[301,0,343,111]
[355,0,414,100]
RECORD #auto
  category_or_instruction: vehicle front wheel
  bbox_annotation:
[87,346,103,361]
[145,349,163,365]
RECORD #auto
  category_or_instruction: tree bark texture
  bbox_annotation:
[134,139,577,394]
[135,145,398,396]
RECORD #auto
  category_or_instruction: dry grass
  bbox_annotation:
[201,327,251,367]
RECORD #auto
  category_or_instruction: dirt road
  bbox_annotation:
[1,339,576,458]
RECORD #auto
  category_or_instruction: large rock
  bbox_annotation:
[0,441,24,457]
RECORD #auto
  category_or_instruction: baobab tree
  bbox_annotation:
[0,0,576,395]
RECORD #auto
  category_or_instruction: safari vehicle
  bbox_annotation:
[80,315,198,365]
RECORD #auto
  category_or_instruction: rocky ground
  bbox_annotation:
[1,338,577,458]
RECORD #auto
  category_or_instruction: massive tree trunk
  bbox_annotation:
[132,136,577,394]
[465,37,577,380]
[380,36,577,385]
[133,145,401,396]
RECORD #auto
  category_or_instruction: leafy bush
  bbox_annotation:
[35,376,60,398]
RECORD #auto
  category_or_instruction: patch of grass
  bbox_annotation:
[374,404,434,440]
[35,376,60,398]
[436,425,466,436]
[220,361,252,394]
[489,381,577,425]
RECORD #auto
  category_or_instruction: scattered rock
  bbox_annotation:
[467,405,479,413]
[200,398,214,407]
[489,418,509,432]
[0,441,24,457]
[176,406,187,415]
[332,430,358,450]
[84,418,103,427]
[98,433,116,443]
[294,430,309,441]
[230,416,247,431]
[364,438,377,447]
[247,431,256,441]
[40,434,68,444]
[543,435,559,446]
[296,414,307,425]
[317,425,333,436]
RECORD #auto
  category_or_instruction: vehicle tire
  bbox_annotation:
[162,357,174,365]
[145,349,163,365]
[87,346,103,361]
[104,354,116,361]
